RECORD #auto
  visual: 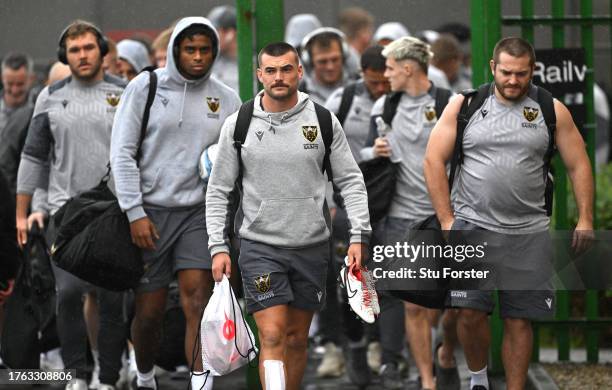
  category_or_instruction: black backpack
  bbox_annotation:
[336,82,359,126]
[454,82,556,215]
[50,71,158,291]
[358,86,452,223]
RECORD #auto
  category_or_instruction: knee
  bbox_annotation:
[286,330,308,351]
[504,318,531,333]
[134,305,164,330]
[259,326,286,350]
[180,286,209,319]
[404,302,427,318]
[458,308,487,328]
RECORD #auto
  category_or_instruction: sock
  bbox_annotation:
[191,371,213,390]
[137,368,156,389]
[91,349,100,367]
[263,360,285,390]
[469,365,489,389]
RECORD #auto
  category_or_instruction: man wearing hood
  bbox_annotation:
[110,17,241,390]
[208,5,239,92]
[206,42,371,390]
[116,39,152,81]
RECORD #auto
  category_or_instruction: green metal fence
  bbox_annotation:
[469,0,611,375]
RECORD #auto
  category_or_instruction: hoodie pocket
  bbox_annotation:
[246,197,328,243]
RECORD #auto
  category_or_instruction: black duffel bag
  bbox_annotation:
[358,156,398,223]
[387,215,448,309]
[50,178,143,291]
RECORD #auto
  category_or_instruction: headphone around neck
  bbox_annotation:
[57,21,109,64]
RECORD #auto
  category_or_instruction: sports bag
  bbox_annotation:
[201,275,258,376]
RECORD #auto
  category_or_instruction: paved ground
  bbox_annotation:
[10,344,505,389]
[17,347,612,389]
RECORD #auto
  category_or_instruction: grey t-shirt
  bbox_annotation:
[370,88,443,221]
[17,75,126,213]
[453,85,551,233]
[325,81,376,163]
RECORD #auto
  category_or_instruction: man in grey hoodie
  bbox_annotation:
[206,42,371,390]
[110,17,241,390]
[116,39,152,81]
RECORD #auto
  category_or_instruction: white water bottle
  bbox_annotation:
[375,117,391,137]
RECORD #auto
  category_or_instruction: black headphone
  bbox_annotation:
[57,21,109,64]
[300,27,350,68]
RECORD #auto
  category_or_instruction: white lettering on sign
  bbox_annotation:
[533,60,587,84]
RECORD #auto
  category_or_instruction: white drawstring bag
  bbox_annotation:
[201,275,258,376]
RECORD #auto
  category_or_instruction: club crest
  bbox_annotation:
[254,274,271,294]
[523,106,539,122]
[302,125,318,143]
[106,92,120,107]
[424,105,437,122]
[206,97,220,113]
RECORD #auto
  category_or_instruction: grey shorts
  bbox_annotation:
[238,239,329,314]
[447,218,555,320]
[138,205,211,293]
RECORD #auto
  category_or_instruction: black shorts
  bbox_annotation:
[447,218,555,320]
[238,239,329,314]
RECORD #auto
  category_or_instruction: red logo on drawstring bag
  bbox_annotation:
[222,312,235,340]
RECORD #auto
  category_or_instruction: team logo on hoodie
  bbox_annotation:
[207,97,220,112]
[206,97,220,119]
[424,105,437,122]
[106,92,121,107]
[523,106,539,122]
[302,126,318,142]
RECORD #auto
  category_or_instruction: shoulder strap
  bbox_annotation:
[434,87,452,119]
[536,85,556,163]
[135,71,157,164]
[314,101,334,181]
[233,99,255,181]
[448,84,489,188]
[298,79,308,93]
[336,82,357,126]
[382,92,402,126]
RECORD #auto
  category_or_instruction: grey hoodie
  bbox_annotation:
[110,17,241,222]
[205,91,371,256]
[117,39,152,74]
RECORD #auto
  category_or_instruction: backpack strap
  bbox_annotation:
[298,79,308,93]
[314,101,334,181]
[449,83,491,188]
[233,99,255,182]
[336,82,358,126]
[537,86,556,163]
[434,87,452,119]
[135,71,158,164]
[382,92,402,126]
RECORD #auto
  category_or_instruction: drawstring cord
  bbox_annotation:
[179,82,187,127]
